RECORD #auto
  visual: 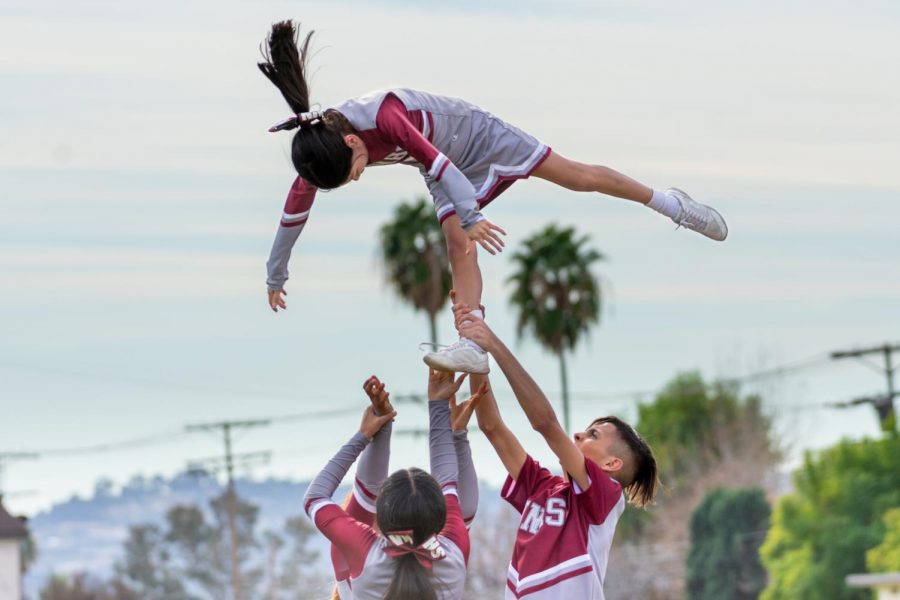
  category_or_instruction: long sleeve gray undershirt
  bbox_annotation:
[355,420,392,494]
[453,430,478,522]
[428,399,458,488]
[266,224,303,291]
[304,431,370,507]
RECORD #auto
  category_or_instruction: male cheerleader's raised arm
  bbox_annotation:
[266,176,318,308]
[457,312,592,491]
[375,95,506,255]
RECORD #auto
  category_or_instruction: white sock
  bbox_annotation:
[460,307,485,353]
[648,189,681,220]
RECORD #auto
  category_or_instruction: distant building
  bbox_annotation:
[0,497,28,600]
[846,573,900,600]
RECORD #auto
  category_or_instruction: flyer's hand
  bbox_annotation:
[456,315,500,353]
[465,219,506,255]
[268,288,287,312]
[450,381,488,432]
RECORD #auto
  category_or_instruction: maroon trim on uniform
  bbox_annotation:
[427,112,435,143]
[440,481,458,490]
[506,565,596,598]
[354,477,377,501]
[438,210,457,225]
[280,219,308,228]
[435,159,450,182]
[477,146,553,208]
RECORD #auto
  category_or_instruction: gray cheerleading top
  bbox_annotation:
[304,400,470,599]
[266,88,551,291]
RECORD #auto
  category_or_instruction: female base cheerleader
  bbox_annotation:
[304,369,485,599]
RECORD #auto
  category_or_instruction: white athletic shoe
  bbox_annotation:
[423,340,490,374]
[668,187,728,241]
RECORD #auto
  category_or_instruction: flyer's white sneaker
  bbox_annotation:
[423,340,490,374]
[668,187,728,241]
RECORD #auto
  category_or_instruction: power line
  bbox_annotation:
[185,419,270,600]
[830,342,899,432]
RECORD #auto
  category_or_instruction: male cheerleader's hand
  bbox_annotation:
[363,375,395,416]
[448,289,485,320]
[455,310,500,352]
[268,288,287,312]
[466,219,507,256]
[427,368,468,402]
[450,381,489,432]
[359,405,397,440]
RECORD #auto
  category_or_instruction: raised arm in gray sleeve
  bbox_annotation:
[355,420,392,495]
[303,431,369,507]
[453,430,478,523]
[266,224,303,291]
[428,400,458,488]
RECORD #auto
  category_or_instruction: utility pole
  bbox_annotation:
[831,343,900,433]
[186,420,270,600]
[0,452,39,498]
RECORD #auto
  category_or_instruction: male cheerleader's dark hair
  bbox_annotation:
[375,468,447,600]
[592,416,660,508]
[258,20,356,190]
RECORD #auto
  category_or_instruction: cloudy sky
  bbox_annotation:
[1,0,898,515]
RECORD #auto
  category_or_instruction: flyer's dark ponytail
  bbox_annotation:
[258,20,355,189]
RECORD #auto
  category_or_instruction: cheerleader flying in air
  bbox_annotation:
[260,21,728,374]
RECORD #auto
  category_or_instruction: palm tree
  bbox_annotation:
[379,198,452,345]
[508,224,604,433]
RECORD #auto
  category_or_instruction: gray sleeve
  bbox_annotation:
[303,431,369,506]
[266,224,304,291]
[355,420,391,496]
[453,430,478,522]
[428,400,458,488]
[424,166,486,231]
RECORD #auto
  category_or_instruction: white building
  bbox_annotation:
[846,573,900,600]
[0,497,28,600]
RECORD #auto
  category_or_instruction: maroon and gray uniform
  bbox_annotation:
[501,455,625,599]
[304,399,471,599]
[330,427,478,599]
[266,88,551,290]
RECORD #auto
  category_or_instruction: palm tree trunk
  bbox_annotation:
[559,350,570,433]
[428,312,438,347]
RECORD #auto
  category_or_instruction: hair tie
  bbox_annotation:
[383,530,446,570]
[268,110,325,133]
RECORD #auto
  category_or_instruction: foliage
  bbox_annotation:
[507,224,602,355]
[867,508,900,572]
[636,372,779,484]
[39,572,138,600]
[686,487,771,600]
[379,197,452,345]
[507,224,603,431]
[609,372,781,598]
[760,435,900,600]
[41,489,326,600]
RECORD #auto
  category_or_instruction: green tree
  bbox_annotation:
[687,487,771,600]
[867,508,900,572]
[760,435,900,600]
[114,524,190,599]
[508,224,603,432]
[379,198,452,345]
[637,372,780,485]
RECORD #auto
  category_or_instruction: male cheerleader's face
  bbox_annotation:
[343,134,369,184]
[573,421,625,475]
